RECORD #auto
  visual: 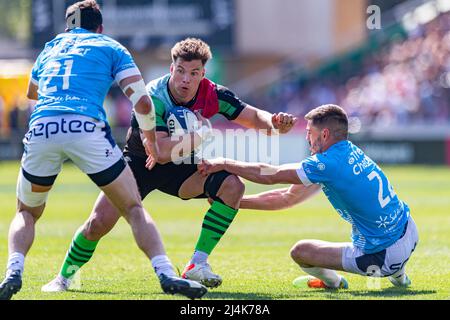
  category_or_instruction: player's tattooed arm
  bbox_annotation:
[240,184,321,210]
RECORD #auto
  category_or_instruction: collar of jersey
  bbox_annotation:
[68,27,92,34]
[326,140,349,153]
[318,140,348,156]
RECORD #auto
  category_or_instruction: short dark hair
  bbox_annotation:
[66,0,102,32]
[171,38,212,66]
[305,104,349,140]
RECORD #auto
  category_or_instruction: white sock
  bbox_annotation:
[6,252,25,277]
[191,251,208,264]
[389,268,408,285]
[151,255,176,278]
[301,267,342,288]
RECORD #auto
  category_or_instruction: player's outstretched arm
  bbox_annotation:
[198,158,302,185]
[240,184,321,210]
[232,105,297,135]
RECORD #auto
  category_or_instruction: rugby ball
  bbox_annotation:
[166,106,199,136]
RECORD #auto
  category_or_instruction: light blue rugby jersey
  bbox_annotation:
[296,140,410,254]
[29,27,140,125]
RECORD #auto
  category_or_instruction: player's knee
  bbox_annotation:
[17,201,45,223]
[121,202,145,221]
[290,241,314,263]
[83,216,110,240]
[15,208,43,227]
[109,185,142,216]
[290,243,301,260]
[220,175,245,201]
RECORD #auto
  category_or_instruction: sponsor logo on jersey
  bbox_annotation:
[27,118,97,139]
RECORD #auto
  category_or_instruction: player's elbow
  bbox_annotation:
[156,157,169,165]
[26,89,37,100]
[156,150,172,164]
[27,82,38,100]
[156,145,183,164]
[134,96,152,115]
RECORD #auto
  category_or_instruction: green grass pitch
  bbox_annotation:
[0,161,449,300]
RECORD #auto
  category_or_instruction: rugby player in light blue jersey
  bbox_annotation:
[0,0,206,300]
[198,104,418,289]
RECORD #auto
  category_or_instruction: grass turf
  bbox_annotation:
[0,161,449,300]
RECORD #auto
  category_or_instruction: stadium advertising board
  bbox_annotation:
[32,0,234,50]
[353,139,448,165]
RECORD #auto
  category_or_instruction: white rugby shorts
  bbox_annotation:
[342,216,418,277]
[20,114,124,184]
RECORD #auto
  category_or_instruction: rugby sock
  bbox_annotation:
[301,267,342,288]
[389,268,410,286]
[6,252,25,277]
[151,255,176,278]
[59,230,98,279]
[194,200,238,256]
[191,250,209,264]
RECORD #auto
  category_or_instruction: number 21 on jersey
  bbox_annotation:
[42,59,73,93]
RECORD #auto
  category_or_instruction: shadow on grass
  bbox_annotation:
[61,289,276,300]
[66,289,121,296]
[187,288,437,300]
[283,287,438,300]
[201,291,275,300]
[56,286,437,300]
[346,287,437,298]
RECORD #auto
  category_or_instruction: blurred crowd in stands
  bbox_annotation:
[0,95,33,135]
[1,12,450,136]
[253,12,450,127]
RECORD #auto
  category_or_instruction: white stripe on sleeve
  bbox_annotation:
[115,67,141,84]
[296,164,313,186]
